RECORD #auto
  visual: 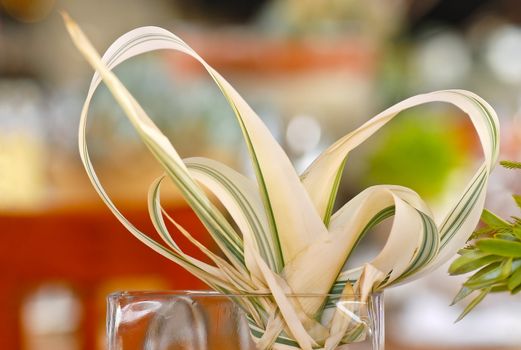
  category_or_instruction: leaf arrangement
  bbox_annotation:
[64,14,500,350]
[450,161,521,322]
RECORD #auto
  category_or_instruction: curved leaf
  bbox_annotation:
[302,91,499,281]
[64,15,246,273]
[64,14,326,269]
[184,157,282,274]
[455,288,491,323]
[476,239,521,257]
[147,176,256,292]
[449,252,503,275]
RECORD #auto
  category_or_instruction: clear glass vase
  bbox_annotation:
[107,291,384,350]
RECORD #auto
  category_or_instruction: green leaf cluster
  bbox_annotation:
[499,160,521,170]
[450,163,521,321]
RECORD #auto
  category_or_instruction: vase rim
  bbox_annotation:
[107,289,383,299]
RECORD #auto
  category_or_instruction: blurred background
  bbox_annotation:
[1,0,521,349]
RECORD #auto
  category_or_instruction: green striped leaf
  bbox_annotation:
[184,157,282,273]
[147,176,258,292]
[65,18,247,274]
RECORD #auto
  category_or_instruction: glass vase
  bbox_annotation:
[107,290,384,350]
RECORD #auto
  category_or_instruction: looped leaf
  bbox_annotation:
[64,13,501,348]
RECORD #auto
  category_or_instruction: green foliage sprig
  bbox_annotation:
[450,161,521,321]
[499,160,521,170]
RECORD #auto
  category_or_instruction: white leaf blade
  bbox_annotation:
[205,68,328,263]
[184,157,274,278]
[64,14,247,272]
[302,90,499,228]
[67,15,326,266]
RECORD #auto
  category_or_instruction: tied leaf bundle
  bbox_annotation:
[450,161,521,322]
[64,14,500,350]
